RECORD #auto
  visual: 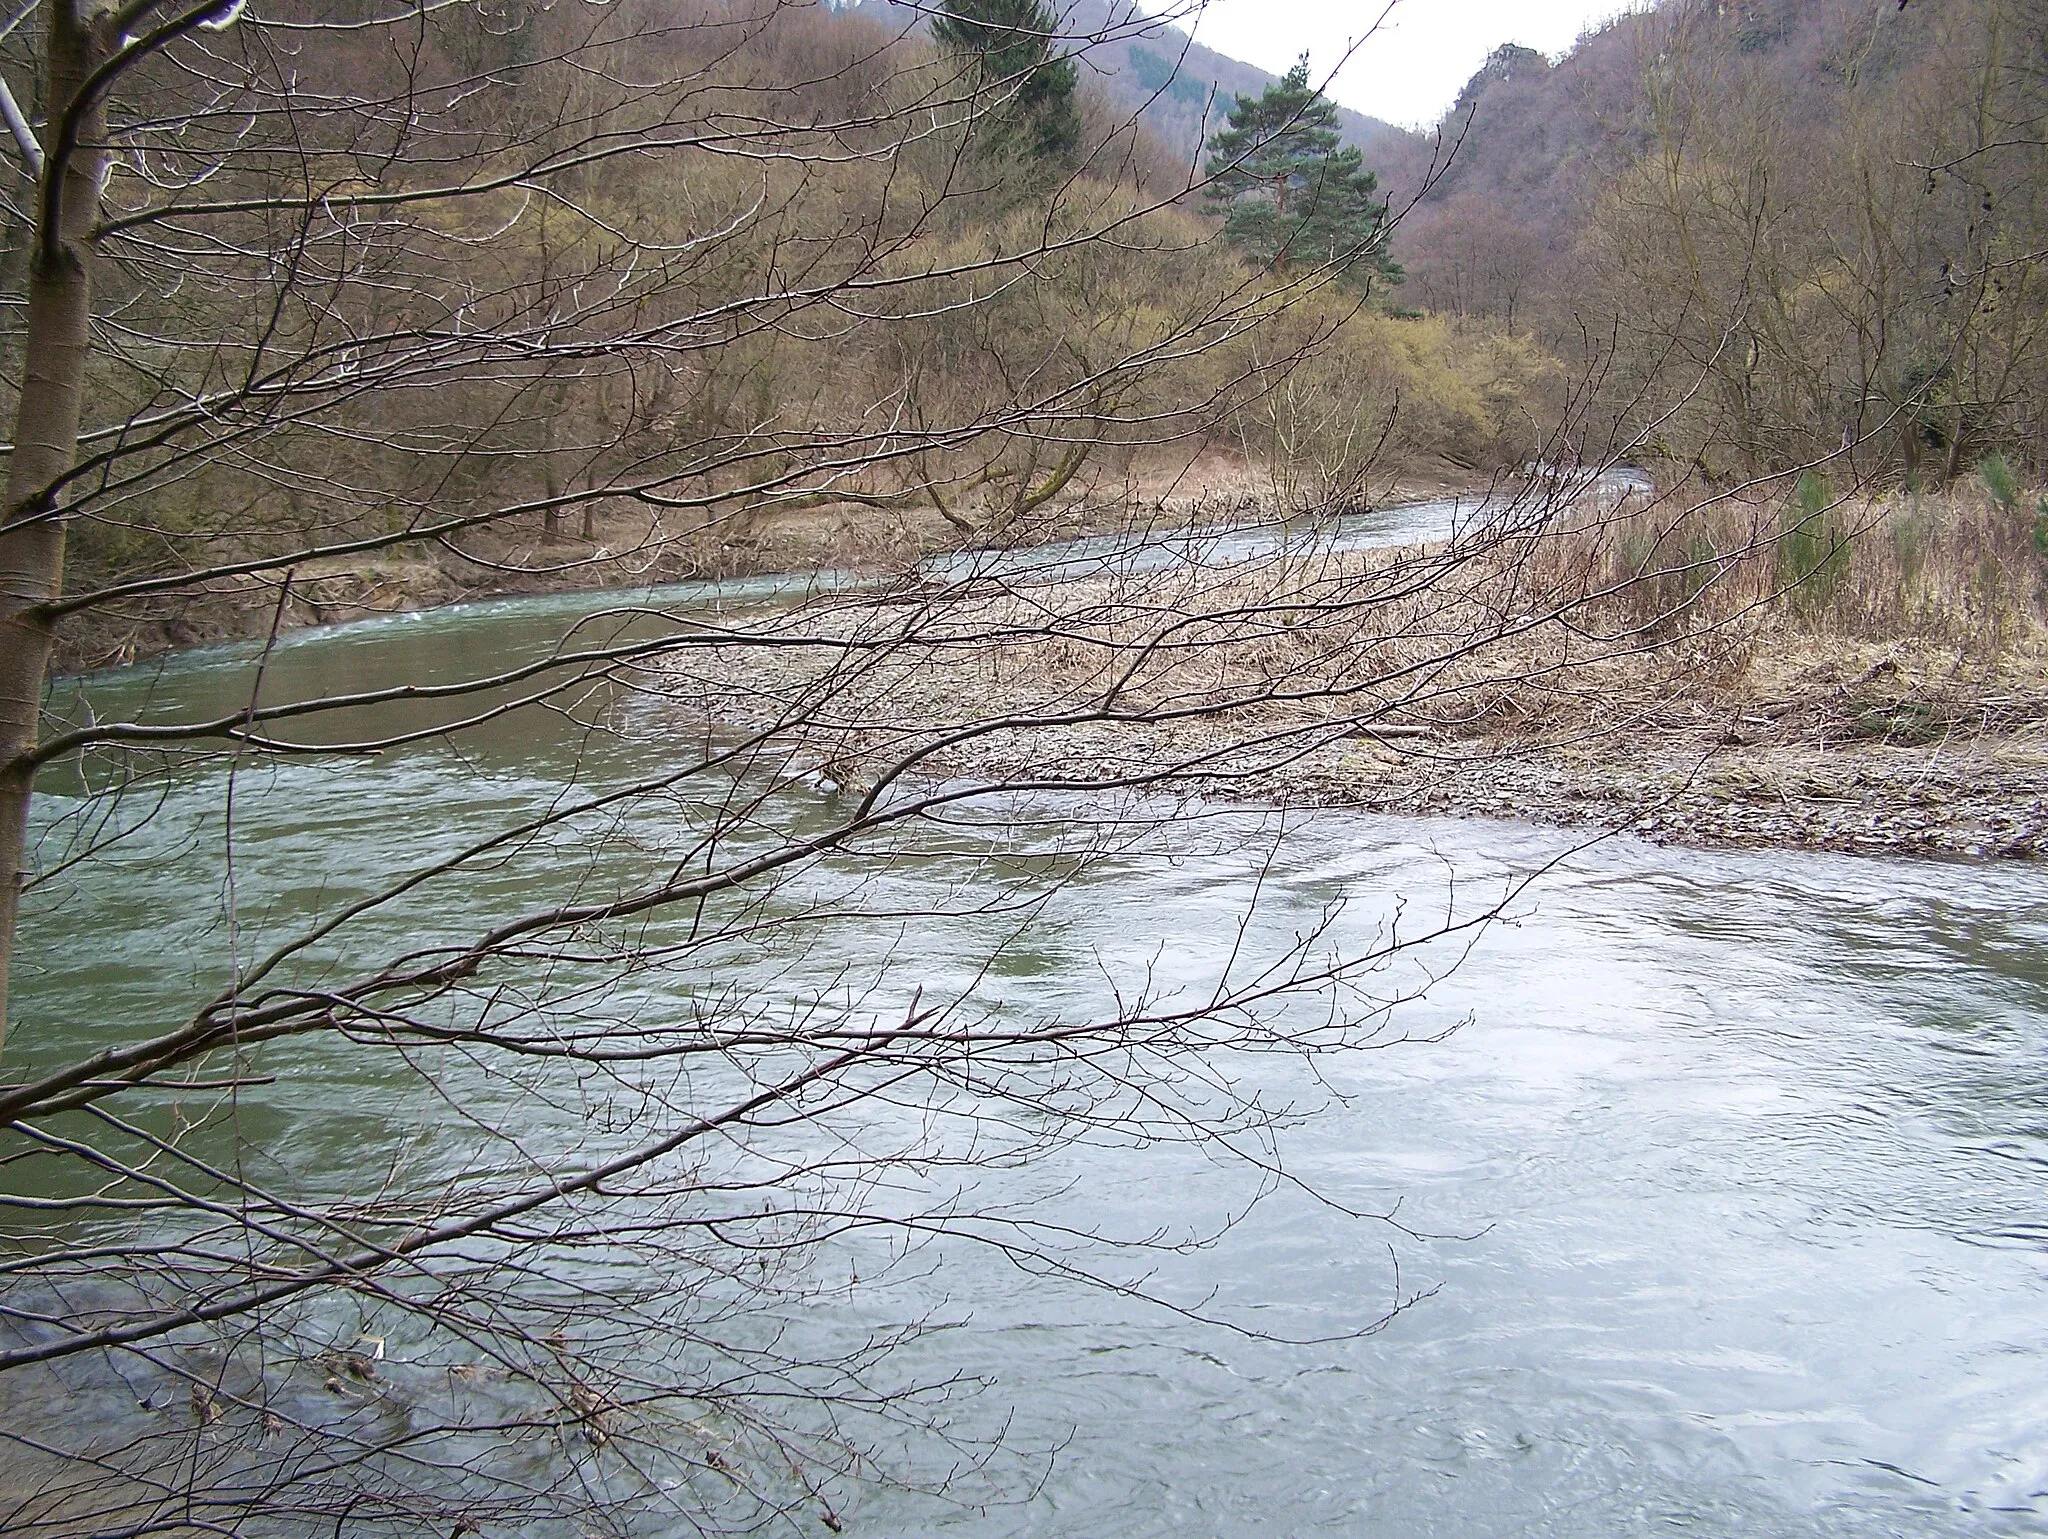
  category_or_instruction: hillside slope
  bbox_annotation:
[1384,0,1945,327]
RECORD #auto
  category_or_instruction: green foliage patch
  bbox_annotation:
[1780,471,1850,611]
[1201,58,1402,291]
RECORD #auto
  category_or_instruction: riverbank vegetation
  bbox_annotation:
[2,0,2046,1532]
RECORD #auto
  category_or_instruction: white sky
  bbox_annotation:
[1177,0,1651,129]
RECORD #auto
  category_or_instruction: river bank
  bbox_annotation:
[21,476,2048,1539]
[660,489,2048,861]
[1295,679,2048,859]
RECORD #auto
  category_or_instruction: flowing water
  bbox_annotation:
[8,494,2047,1536]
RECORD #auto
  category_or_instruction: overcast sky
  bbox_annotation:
[1178,0,1650,129]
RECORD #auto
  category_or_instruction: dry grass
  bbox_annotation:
[1531,482,2048,654]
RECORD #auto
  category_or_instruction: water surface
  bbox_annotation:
[10,489,2044,1536]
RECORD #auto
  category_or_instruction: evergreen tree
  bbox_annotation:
[933,0,1082,167]
[1203,58,1402,289]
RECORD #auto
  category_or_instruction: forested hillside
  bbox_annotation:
[838,0,2048,487]
[1,0,2038,671]
[0,0,1524,667]
[1386,0,2048,481]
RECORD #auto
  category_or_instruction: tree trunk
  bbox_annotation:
[0,1,111,1050]
[541,376,568,541]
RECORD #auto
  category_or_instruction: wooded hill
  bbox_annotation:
[0,0,2038,678]
[1375,0,2048,481]
[0,0,1545,670]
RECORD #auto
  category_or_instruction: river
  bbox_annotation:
[8,493,2047,1536]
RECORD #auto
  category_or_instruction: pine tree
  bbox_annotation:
[1203,57,1402,289]
[933,0,1082,167]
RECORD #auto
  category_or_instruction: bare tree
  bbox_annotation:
[0,0,1899,1531]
